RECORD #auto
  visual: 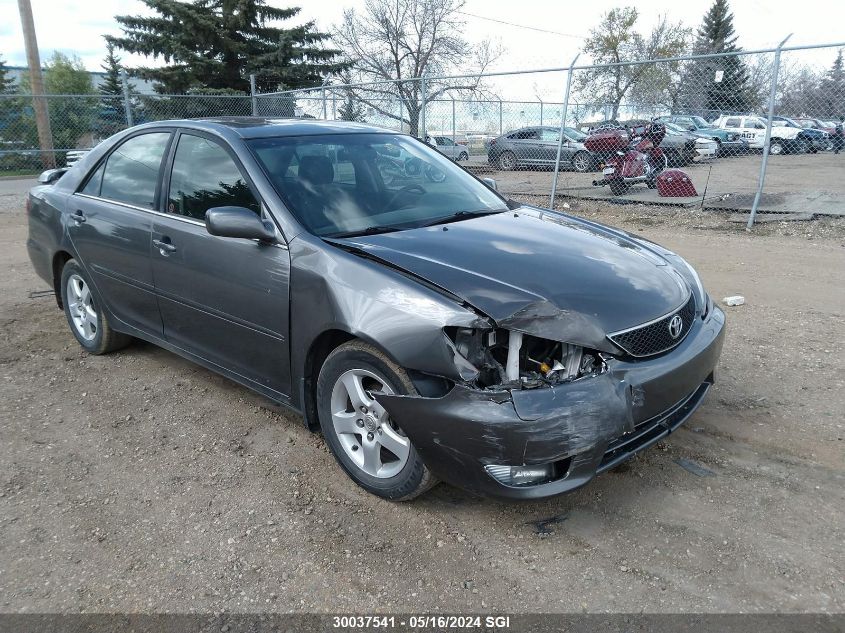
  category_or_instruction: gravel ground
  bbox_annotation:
[0,179,843,614]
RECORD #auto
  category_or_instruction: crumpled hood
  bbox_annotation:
[331,207,689,349]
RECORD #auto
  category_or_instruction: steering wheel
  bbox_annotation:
[385,184,426,210]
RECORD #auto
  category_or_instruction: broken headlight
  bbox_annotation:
[448,327,605,389]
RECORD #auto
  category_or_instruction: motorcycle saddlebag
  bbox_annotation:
[656,169,698,197]
[584,129,629,153]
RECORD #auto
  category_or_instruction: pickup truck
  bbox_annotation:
[709,115,805,154]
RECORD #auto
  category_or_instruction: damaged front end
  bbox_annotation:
[375,306,725,499]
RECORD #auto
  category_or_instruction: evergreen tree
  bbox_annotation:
[98,40,136,136]
[337,72,366,122]
[99,41,124,97]
[679,0,752,116]
[108,0,345,94]
[0,55,15,94]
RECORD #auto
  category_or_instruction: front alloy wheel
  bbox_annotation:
[330,369,410,479]
[317,340,436,500]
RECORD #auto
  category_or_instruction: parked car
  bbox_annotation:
[710,115,805,154]
[487,126,595,172]
[794,117,836,135]
[654,114,748,156]
[769,116,829,152]
[662,122,718,161]
[425,134,470,161]
[25,118,724,500]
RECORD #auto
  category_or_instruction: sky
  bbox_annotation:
[2,0,843,100]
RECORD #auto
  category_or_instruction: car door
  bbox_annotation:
[436,136,458,160]
[69,130,172,336]
[510,128,542,164]
[538,128,570,165]
[150,131,292,398]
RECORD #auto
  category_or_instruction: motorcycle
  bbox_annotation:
[587,123,668,196]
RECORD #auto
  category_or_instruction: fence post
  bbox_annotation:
[120,69,134,128]
[249,74,257,117]
[451,96,456,141]
[549,54,581,210]
[748,34,792,229]
[539,99,544,127]
[420,75,427,139]
[321,78,328,120]
[498,99,503,135]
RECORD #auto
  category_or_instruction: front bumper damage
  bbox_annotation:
[376,306,725,499]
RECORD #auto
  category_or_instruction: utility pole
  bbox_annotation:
[18,0,55,168]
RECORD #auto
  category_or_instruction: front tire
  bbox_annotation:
[316,341,436,501]
[60,259,131,355]
[458,151,469,161]
[769,139,784,155]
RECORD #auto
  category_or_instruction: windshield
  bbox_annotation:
[248,133,508,237]
[664,122,686,134]
[563,127,587,141]
[690,116,709,128]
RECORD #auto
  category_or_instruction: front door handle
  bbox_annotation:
[71,210,86,224]
[153,238,177,255]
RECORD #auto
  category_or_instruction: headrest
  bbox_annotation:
[298,155,334,185]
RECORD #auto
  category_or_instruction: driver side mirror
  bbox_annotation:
[688,125,696,131]
[206,207,277,242]
[482,177,498,191]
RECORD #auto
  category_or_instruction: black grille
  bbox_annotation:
[609,295,695,357]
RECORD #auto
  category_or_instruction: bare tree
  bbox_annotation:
[576,8,690,120]
[333,0,500,136]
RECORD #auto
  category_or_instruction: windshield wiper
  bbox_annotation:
[325,225,401,238]
[418,209,505,228]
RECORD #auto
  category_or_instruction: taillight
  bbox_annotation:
[25,195,32,215]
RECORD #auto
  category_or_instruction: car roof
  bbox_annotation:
[131,117,398,140]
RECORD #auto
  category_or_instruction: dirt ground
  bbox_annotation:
[473,151,845,216]
[0,179,843,614]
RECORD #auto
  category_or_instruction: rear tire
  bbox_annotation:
[497,151,516,171]
[317,340,437,501]
[571,151,591,173]
[458,151,469,161]
[60,259,131,355]
[609,179,629,196]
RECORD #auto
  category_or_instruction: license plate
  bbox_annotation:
[602,167,615,175]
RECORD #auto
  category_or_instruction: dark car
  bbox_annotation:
[770,116,830,152]
[654,114,749,156]
[487,126,595,172]
[26,118,724,501]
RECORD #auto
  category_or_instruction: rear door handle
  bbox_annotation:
[153,238,177,255]
[71,210,86,224]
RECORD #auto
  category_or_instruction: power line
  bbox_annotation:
[455,11,585,39]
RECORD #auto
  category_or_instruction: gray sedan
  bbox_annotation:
[487,126,595,172]
[26,118,723,501]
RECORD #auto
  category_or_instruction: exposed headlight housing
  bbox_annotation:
[447,327,606,390]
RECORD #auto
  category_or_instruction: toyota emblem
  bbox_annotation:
[668,314,683,339]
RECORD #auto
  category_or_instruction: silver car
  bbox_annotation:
[487,126,595,172]
[425,135,470,161]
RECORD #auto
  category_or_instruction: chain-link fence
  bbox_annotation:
[3,40,844,224]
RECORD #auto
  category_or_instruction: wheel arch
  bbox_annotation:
[302,329,410,431]
[51,250,74,308]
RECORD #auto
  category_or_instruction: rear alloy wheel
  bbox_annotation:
[317,341,436,500]
[60,259,131,355]
[497,151,517,171]
[571,151,591,173]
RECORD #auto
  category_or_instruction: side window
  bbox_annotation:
[80,162,105,196]
[539,129,560,142]
[725,118,741,128]
[100,132,171,208]
[167,134,260,221]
